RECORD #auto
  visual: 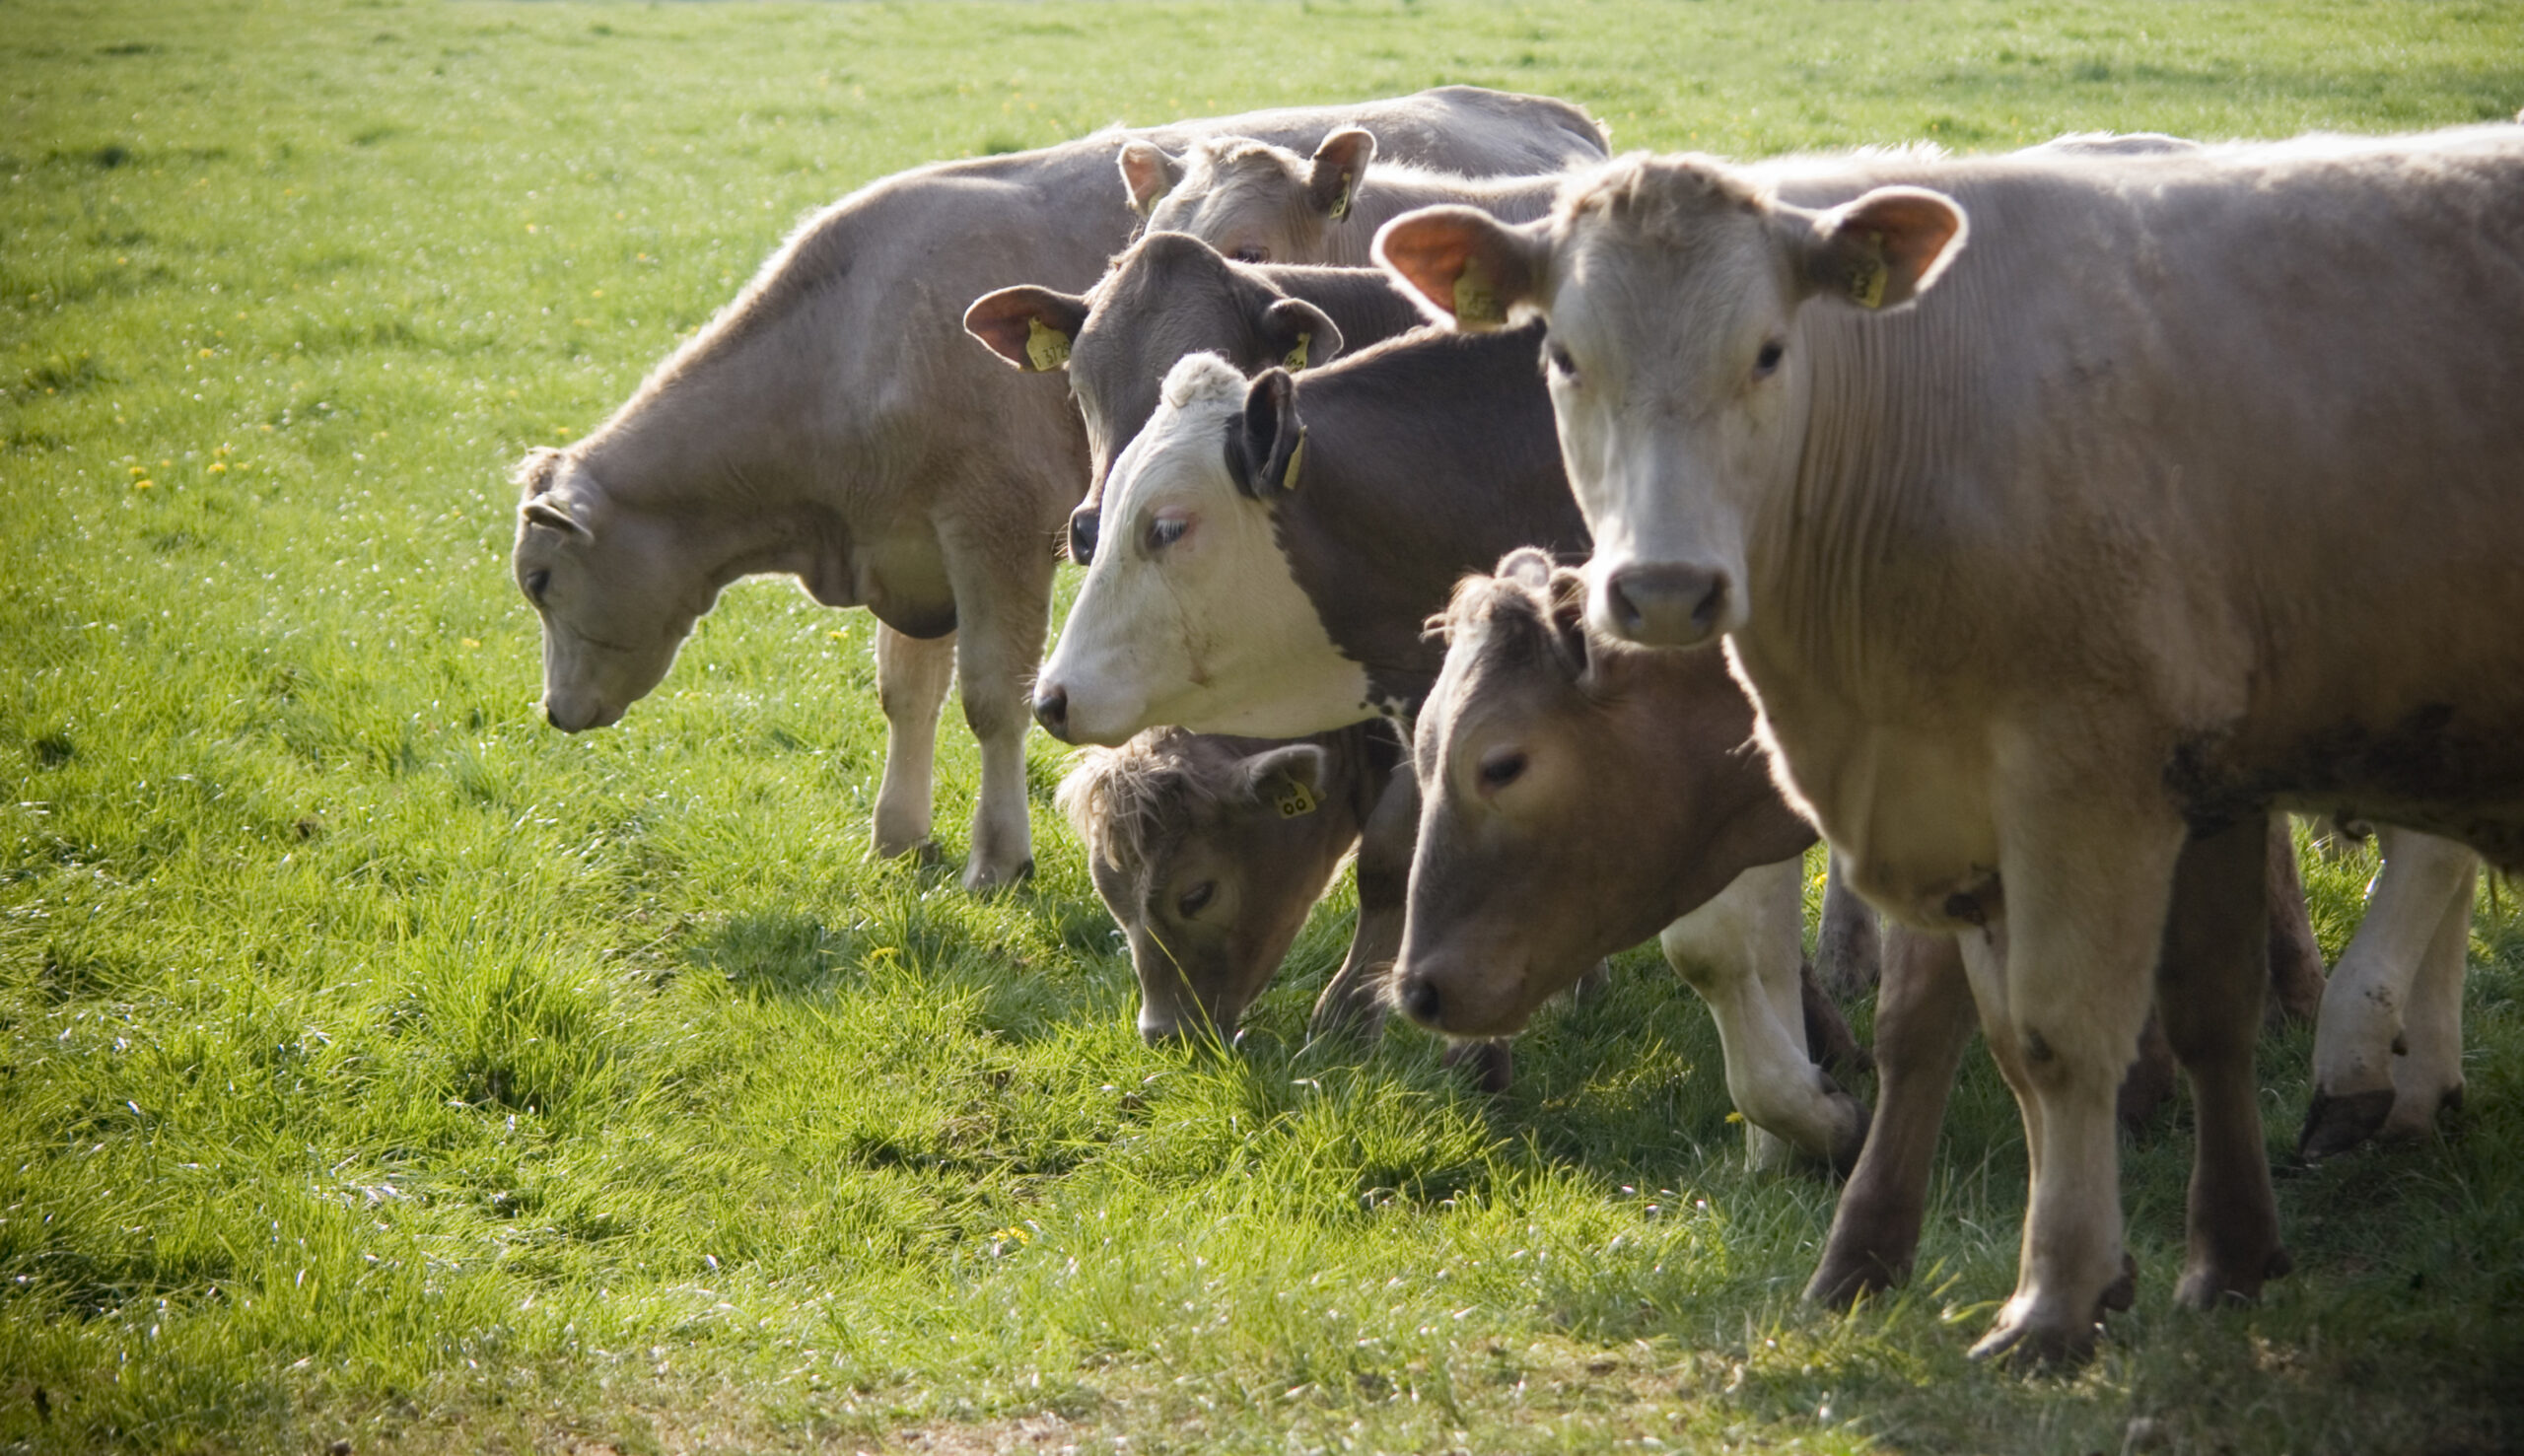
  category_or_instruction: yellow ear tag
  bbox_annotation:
[1274,777,1318,818]
[1850,232,1889,310]
[1452,259,1503,327]
[1284,331,1310,373]
[1278,430,1306,493]
[1025,317,1073,372]
[1329,171,1354,222]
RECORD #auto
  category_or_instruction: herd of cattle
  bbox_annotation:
[506,87,2524,1364]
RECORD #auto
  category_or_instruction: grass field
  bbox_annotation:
[6,1,2524,1450]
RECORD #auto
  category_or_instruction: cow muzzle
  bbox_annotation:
[1597,561,1732,649]
[542,696,622,732]
[1066,506,1101,566]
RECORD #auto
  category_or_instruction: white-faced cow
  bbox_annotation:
[509,87,1603,892]
[1375,126,2524,1360]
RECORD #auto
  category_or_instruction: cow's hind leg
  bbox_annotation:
[2302,828,2474,1156]
[2382,851,2473,1142]
[1806,925,1977,1305]
[2158,814,2289,1309]
[1963,763,2182,1365]
[1664,860,1868,1173]
[942,529,1052,892]
[1814,851,1883,1002]
[873,623,954,863]
[2264,816,2328,1027]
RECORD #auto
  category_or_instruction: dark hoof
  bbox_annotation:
[1804,1249,1905,1308]
[2174,1244,2290,1309]
[1441,1038,1513,1093]
[2102,1251,2138,1313]
[1571,960,1613,1004]
[1825,1091,1870,1178]
[2298,1086,2396,1159]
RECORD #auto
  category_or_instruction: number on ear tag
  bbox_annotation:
[1274,777,1318,818]
[1025,316,1073,371]
[1284,331,1311,373]
[1850,232,1889,310]
[1453,260,1503,327]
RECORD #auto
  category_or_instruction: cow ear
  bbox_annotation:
[1496,546,1555,591]
[964,286,1091,372]
[1226,368,1306,501]
[1119,141,1186,216]
[1306,127,1375,222]
[521,497,591,541]
[1256,298,1342,374]
[1233,742,1331,818]
[1373,206,1548,331]
[1547,568,1597,685]
[1792,186,1967,311]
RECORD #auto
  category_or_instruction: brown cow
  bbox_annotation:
[1375,126,2524,1360]
[508,87,1604,892]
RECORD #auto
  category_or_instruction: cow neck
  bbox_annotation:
[1267,324,1590,714]
[1258,264,1434,349]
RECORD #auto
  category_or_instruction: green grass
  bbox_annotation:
[5,0,2524,1450]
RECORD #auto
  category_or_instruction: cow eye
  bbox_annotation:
[1146,514,1191,553]
[525,568,551,604]
[1175,880,1216,918]
[1477,746,1528,792]
[1753,339,1786,378]
[1230,245,1270,264]
[1545,341,1578,382]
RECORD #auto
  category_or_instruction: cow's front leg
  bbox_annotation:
[2157,813,2289,1308]
[873,622,954,862]
[1311,763,1415,1040]
[1663,860,1868,1173]
[2263,816,2327,1028]
[1806,925,1977,1304]
[944,531,1052,892]
[2302,828,2474,1156]
[1962,787,2181,1365]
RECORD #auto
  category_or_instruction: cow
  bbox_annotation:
[507,86,1605,892]
[1371,125,2524,1360]
[1125,128,1570,268]
[1056,724,1399,1044]
[962,232,1432,564]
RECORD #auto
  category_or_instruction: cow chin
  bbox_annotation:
[1390,948,1540,1040]
[543,694,624,732]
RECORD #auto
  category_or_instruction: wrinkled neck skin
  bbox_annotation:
[1275,325,1590,714]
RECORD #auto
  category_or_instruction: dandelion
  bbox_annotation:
[207,462,226,474]
[133,478,154,490]
[461,638,481,649]
[198,348,214,358]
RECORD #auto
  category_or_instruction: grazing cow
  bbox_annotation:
[962,232,1432,564]
[2302,826,2477,1156]
[1126,128,1570,268]
[1057,724,1398,1044]
[1374,126,2524,1360]
[507,88,1605,892]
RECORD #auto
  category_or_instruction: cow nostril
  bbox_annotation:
[1398,973,1442,1026]
[544,703,563,729]
[1068,509,1101,566]
[1604,563,1728,646]
[1032,686,1072,740]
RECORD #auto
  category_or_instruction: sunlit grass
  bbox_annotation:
[5,0,2522,1450]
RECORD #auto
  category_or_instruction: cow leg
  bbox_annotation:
[1813,851,1883,1002]
[1311,765,1417,1040]
[1962,784,2182,1365]
[2264,817,2328,1028]
[2382,851,2473,1141]
[2302,828,2475,1157]
[2157,814,2288,1309]
[1662,860,1868,1173]
[1806,926,1977,1305]
[873,623,954,863]
[942,535,1050,892]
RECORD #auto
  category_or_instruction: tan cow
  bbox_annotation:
[509,87,1604,892]
[1375,126,2524,1360]
[2302,826,2477,1155]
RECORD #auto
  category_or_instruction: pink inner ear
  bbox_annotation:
[1854,191,1964,278]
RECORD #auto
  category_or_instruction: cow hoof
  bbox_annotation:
[2381,1081,2464,1144]
[1968,1303,2103,1368]
[1571,959,1614,1004]
[875,835,943,866]
[960,855,1034,894]
[1803,1247,1906,1308]
[1825,1093,1870,1178]
[2298,1086,2397,1159]
[1441,1038,1513,1093]
[2173,1245,2292,1310]
[1306,996,1389,1044]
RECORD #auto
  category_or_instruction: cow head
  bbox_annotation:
[1391,550,1797,1035]
[1059,728,1366,1043]
[1140,129,1376,266]
[1374,160,1965,650]
[511,448,714,731]
[1032,353,1370,745]
[963,233,1343,565]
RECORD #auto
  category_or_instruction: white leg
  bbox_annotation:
[873,623,954,861]
[1661,859,1867,1172]
[2383,850,2474,1140]
[2303,827,2475,1155]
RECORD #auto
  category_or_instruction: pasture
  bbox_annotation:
[5,0,2523,1449]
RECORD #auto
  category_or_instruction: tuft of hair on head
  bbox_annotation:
[1558,151,1774,243]
[1160,350,1249,410]
[512,446,565,499]
[1055,728,1219,879]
